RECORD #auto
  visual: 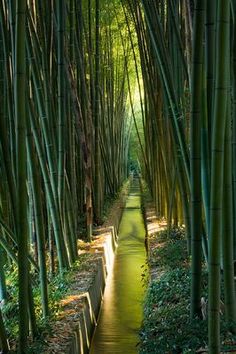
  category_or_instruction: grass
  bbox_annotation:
[139,227,236,354]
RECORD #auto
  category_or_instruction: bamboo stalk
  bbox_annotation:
[15,0,29,350]
[208,1,230,352]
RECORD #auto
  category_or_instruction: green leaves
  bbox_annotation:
[140,268,208,353]
[141,226,236,353]
[140,232,208,353]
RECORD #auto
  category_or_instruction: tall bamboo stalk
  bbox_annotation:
[190,0,205,319]
[208,1,230,352]
[222,102,236,326]
[15,0,29,350]
[94,0,101,223]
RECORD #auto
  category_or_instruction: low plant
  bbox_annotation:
[1,253,94,348]
[140,227,236,353]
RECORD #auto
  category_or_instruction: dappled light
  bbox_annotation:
[91,227,117,272]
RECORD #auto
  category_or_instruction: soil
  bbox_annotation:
[142,200,166,279]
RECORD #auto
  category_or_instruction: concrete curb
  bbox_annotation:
[67,181,130,354]
[68,232,115,354]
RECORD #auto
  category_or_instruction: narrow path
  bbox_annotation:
[89,179,147,354]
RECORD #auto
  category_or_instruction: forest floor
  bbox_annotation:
[139,183,236,354]
[31,253,103,354]
[5,250,103,353]
[3,181,130,353]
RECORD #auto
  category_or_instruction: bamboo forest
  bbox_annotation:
[1,0,236,353]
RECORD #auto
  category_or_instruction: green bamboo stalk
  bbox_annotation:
[27,128,49,318]
[94,0,101,224]
[232,0,236,260]
[201,76,211,238]
[0,247,7,301]
[0,2,17,229]
[222,102,236,327]
[206,0,216,147]
[208,1,230,352]
[190,0,205,319]
[27,273,37,339]
[57,0,66,212]
[15,0,29,350]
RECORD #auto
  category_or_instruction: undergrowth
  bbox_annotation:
[2,253,93,350]
[139,227,236,354]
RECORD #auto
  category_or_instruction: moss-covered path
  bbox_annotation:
[90,179,147,354]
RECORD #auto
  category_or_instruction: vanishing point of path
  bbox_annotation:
[89,179,147,354]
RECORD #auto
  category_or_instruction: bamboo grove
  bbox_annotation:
[0,0,236,353]
[0,0,135,352]
[124,0,236,353]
